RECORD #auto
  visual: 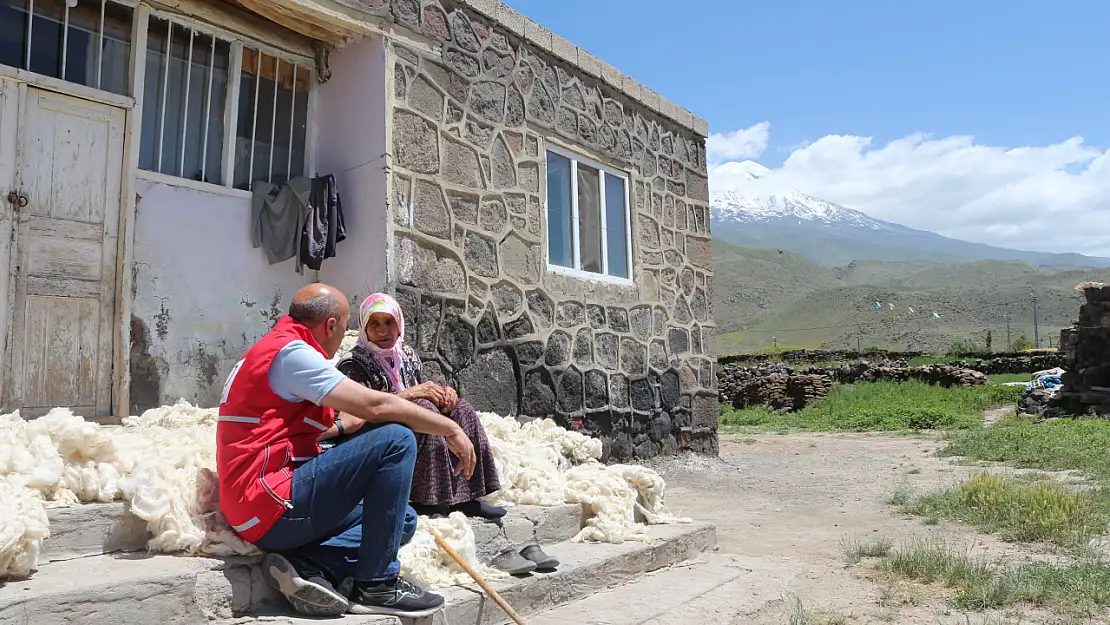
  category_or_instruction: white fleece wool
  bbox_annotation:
[399,512,506,587]
[0,398,687,584]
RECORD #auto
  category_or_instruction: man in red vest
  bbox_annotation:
[217,283,475,619]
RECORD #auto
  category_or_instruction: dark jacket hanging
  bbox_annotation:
[300,174,346,272]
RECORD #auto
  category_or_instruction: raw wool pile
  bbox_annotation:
[0,393,688,585]
[477,412,689,544]
[0,401,260,579]
[398,512,506,587]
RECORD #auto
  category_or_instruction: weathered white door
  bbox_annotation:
[0,80,18,378]
[5,87,125,418]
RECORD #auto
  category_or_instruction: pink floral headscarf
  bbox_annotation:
[357,293,408,391]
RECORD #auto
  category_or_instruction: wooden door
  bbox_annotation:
[0,80,18,380]
[5,87,125,418]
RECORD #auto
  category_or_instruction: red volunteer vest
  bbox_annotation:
[216,316,336,542]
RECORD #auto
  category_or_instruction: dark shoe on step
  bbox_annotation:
[261,553,349,617]
[348,577,445,618]
[411,503,450,517]
[490,549,537,576]
[520,543,559,572]
[453,499,507,519]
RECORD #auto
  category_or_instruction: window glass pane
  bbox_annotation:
[577,163,602,274]
[140,18,229,183]
[545,151,573,268]
[235,49,281,190]
[0,1,31,70]
[604,173,629,278]
[268,62,310,185]
[0,0,130,96]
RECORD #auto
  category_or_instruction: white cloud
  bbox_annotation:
[706,122,770,165]
[710,129,1110,256]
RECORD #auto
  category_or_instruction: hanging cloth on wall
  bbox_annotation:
[251,177,312,270]
[250,175,346,275]
[300,174,346,272]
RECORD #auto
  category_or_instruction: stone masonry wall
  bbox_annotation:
[379,1,716,459]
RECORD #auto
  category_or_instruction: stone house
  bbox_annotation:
[0,0,716,458]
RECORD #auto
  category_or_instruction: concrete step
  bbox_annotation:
[526,553,751,625]
[1,522,715,625]
[42,502,586,564]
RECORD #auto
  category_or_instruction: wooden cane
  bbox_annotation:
[427,526,529,625]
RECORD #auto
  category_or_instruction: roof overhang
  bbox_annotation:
[226,0,386,45]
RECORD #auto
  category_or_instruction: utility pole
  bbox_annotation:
[1006,315,1011,349]
[1032,294,1040,348]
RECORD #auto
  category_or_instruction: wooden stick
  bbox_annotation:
[427,526,529,625]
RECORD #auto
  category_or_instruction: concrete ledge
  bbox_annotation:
[43,502,149,563]
[2,523,714,625]
[42,502,584,564]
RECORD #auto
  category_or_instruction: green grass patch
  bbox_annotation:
[841,534,894,565]
[901,473,1110,548]
[875,537,1110,615]
[720,381,1023,433]
[942,417,1110,481]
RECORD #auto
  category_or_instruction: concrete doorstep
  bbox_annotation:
[3,504,716,625]
[41,502,588,564]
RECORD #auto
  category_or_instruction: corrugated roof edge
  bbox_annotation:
[459,0,708,137]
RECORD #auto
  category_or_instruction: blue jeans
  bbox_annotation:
[253,422,418,583]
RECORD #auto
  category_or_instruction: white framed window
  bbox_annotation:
[0,0,134,96]
[545,143,633,283]
[139,14,312,190]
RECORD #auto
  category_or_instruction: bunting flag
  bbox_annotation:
[933,312,941,319]
[875,302,881,309]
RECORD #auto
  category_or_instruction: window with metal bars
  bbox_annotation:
[233,47,309,191]
[0,0,133,96]
[139,17,230,184]
[138,17,311,189]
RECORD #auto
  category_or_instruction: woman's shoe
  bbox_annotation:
[519,544,559,572]
[453,499,507,519]
[490,550,536,576]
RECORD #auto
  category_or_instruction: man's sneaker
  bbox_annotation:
[347,577,446,617]
[261,553,349,617]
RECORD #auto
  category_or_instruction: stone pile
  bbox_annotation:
[1057,286,1110,416]
[718,361,987,411]
[718,364,831,411]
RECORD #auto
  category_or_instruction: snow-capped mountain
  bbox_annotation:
[709,161,901,231]
[712,188,901,231]
[708,161,1110,269]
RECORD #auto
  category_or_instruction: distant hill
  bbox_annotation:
[712,240,1107,355]
[711,161,1110,269]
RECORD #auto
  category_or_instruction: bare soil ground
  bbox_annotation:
[646,428,1105,625]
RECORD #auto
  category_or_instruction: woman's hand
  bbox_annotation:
[440,386,459,413]
[399,381,445,405]
[445,427,475,479]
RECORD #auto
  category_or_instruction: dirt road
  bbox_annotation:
[647,432,1085,624]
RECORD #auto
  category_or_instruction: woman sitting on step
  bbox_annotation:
[336,293,506,520]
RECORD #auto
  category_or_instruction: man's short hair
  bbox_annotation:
[289,291,343,326]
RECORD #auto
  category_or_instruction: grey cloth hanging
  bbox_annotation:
[251,176,313,274]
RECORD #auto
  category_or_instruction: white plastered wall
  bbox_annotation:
[315,34,390,317]
[129,180,315,412]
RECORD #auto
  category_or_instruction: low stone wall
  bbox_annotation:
[718,351,1064,375]
[719,361,987,411]
[1057,286,1110,416]
[719,349,925,366]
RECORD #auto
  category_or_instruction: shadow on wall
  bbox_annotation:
[129,316,168,415]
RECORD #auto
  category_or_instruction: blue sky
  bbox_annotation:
[507,0,1110,254]
[506,0,1108,165]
